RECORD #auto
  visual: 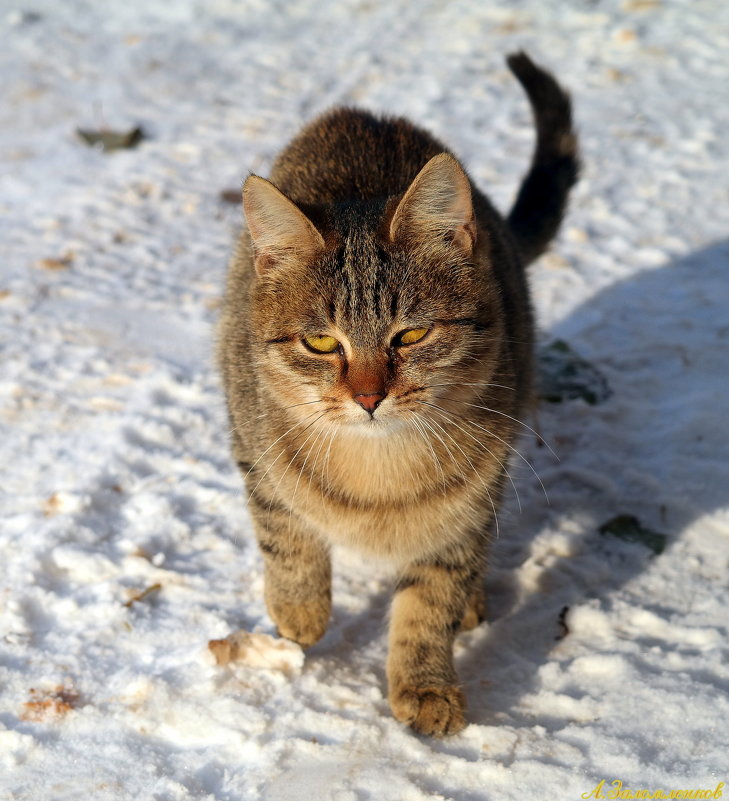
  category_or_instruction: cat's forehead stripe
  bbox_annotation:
[337,228,389,329]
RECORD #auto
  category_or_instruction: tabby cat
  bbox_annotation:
[218,52,578,736]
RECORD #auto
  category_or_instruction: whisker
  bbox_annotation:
[422,381,515,393]
[467,334,535,346]
[307,422,331,494]
[416,413,470,491]
[323,426,338,494]
[228,398,325,434]
[240,408,323,485]
[444,398,558,461]
[418,400,549,505]
[265,414,329,533]
[421,412,501,538]
[417,401,522,514]
[246,410,328,508]
[287,423,328,539]
[405,411,447,493]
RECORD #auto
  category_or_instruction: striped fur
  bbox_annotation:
[218,52,577,736]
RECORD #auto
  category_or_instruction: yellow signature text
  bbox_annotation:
[582,780,725,800]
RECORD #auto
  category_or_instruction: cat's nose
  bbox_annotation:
[353,392,386,414]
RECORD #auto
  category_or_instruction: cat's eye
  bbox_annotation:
[303,335,340,354]
[394,327,430,347]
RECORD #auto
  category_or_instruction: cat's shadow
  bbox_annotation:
[452,238,729,731]
[301,240,727,744]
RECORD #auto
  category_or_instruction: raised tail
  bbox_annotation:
[506,52,579,266]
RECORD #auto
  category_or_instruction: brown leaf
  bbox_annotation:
[37,252,74,270]
[42,492,63,516]
[220,188,242,204]
[124,583,162,608]
[622,0,660,10]
[537,339,611,405]
[208,636,236,665]
[599,515,667,555]
[77,126,145,152]
[208,630,304,673]
[556,606,570,640]
[21,686,82,721]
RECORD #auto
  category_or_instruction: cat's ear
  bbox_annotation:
[389,153,476,256]
[242,175,325,276]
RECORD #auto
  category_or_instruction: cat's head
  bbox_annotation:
[243,154,504,434]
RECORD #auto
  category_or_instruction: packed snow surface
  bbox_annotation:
[2,1,729,799]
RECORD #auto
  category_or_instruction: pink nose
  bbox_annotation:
[354,392,386,414]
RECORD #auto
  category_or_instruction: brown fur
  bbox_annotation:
[218,52,578,736]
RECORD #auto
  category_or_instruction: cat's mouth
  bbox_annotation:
[338,399,418,435]
[311,388,428,433]
[348,407,390,427]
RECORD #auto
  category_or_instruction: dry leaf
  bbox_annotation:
[537,339,611,405]
[622,0,660,10]
[42,492,63,516]
[599,515,667,555]
[21,686,81,721]
[209,630,304,674]
[124,583,162,608]
[220,189,242,204]
[77,126,145,152]
[556,606,570,640]
[37,253,74,270]
[42,491,80,516]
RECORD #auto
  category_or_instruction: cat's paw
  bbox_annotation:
[269,599,329,648]
[390,684,466,737]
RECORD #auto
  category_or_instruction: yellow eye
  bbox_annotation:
[397,328,429,346]
[303,335,340,354]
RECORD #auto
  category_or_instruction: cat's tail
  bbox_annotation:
[505,52,579,266]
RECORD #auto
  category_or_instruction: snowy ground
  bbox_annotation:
[2,1,729,799]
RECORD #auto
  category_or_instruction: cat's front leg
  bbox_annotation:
[387,540,485,737]
[248,495,331,648]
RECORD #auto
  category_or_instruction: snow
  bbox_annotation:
[2,0,729,799]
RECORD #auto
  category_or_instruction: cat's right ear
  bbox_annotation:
[388,153,476,257]
[242,175,325,276]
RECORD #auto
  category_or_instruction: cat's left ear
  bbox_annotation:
[242,175,325,276]
[389,153,476,256]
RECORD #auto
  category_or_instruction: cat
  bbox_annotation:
[218,52,578,737]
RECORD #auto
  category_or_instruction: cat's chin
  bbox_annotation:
[340,414,407,437]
